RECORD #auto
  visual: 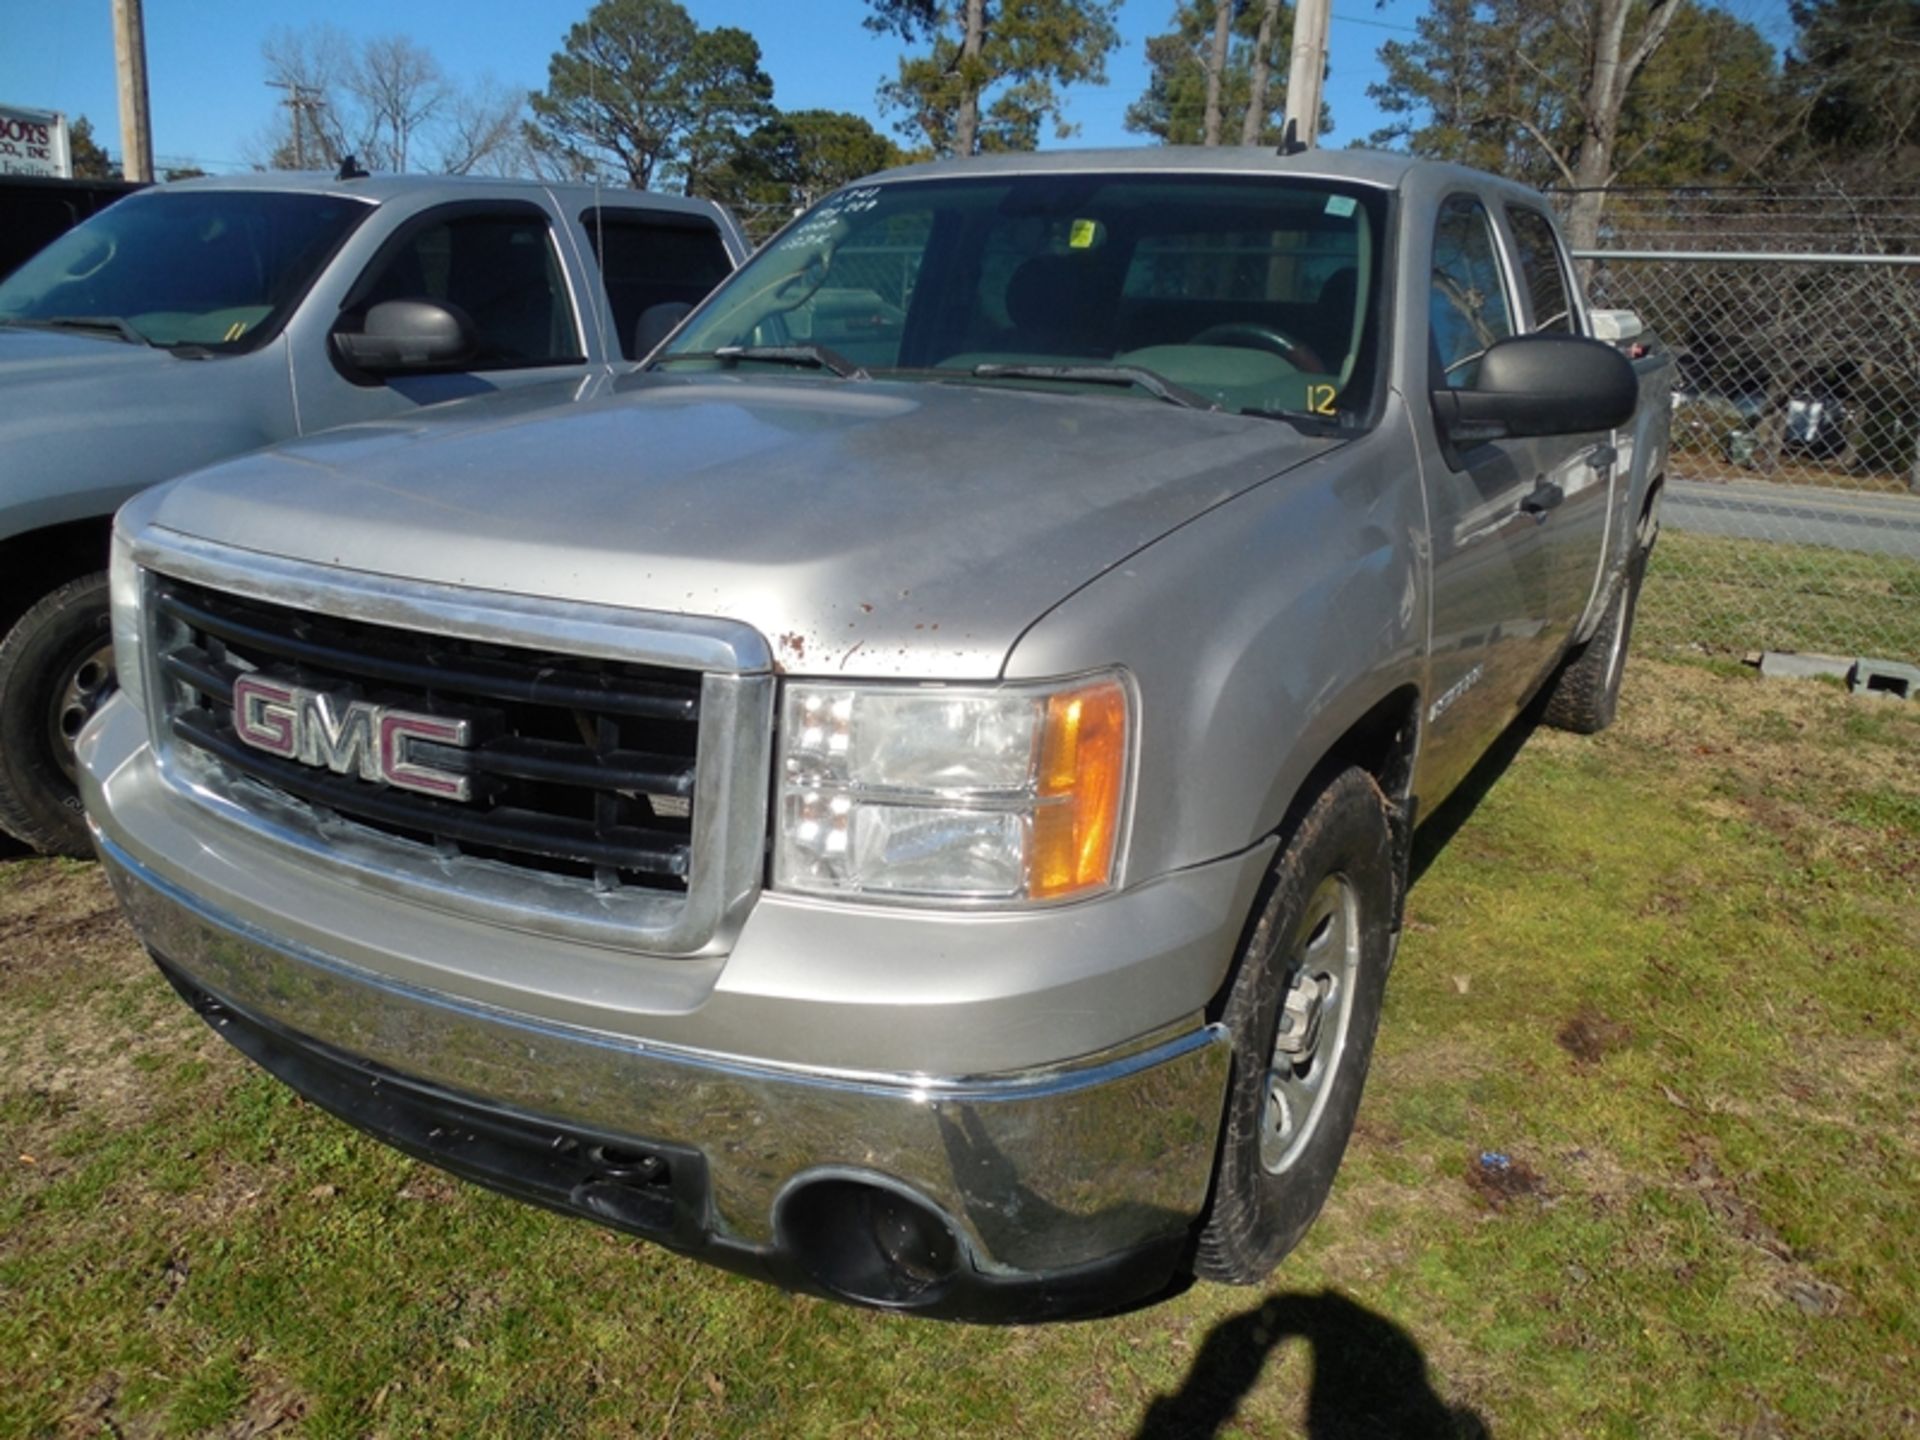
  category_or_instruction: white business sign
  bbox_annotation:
[0,105,73,179]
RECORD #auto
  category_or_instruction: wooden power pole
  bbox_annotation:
[111,0,154,181]
[266,81,325,170]
[1283,0,1331,150]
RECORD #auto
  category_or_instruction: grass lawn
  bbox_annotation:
[1639,530,1920,663]
[2,658,1916,1438]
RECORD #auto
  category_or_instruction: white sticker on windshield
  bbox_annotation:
[1325,195,1357,217]
[775,186,885,249]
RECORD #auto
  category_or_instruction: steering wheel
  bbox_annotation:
[1189,322,1325,374]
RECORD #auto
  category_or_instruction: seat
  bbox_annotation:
[1305,267,1358,368]
[1003,254,1118,357]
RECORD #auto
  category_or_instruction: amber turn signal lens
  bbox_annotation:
[1029,678,1129,899]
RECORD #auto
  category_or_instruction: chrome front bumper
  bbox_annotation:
[82,671,1257,1316]
[99,838,1229,1316]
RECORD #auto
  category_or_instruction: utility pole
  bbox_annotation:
[266,81,325,169]
[1283,0,1331,150]
[110,0,154,182]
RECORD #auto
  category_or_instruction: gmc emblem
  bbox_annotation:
[231,675,473,801]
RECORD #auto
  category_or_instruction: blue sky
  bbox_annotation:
[1,0,1795,176]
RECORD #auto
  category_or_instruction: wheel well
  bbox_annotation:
[1274,686,1421,928]
[1320,687,1419,924]
[1207,686,1422,1022]
[0,518,114,638]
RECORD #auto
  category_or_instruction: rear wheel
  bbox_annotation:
[1541,548,1646,736]
[0,573,114,856]
[1195,767,1397,1285]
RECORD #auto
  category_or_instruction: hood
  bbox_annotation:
[0,327,296,541]
[0,324,184,399]
[144,374,1341,679]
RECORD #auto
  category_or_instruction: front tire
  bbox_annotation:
[1195,766,1397,1285]
[0,573,115,857]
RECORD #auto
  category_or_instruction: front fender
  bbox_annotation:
[1003,414,1428,885]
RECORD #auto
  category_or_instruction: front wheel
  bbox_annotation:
[1194,766,1397,1285]
[0,573,115,856]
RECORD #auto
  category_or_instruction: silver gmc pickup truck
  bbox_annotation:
[0,171,744,855]
[83,148,1671,1322]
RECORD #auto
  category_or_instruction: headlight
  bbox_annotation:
[108,529,145,717]
[775,672,1131,904]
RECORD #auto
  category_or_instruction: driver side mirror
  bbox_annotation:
[332,298,475,375]
[1431,333,1638,444]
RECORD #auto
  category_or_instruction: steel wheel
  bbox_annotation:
[49,639,117,786]
[1259,873,1361,1175]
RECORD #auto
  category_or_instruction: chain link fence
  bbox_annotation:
[1566,187,1920,666]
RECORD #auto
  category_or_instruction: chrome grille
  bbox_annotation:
[155,576,703,891]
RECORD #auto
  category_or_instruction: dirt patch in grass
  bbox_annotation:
[1555,1004,1634,1064]
[1681,1148,1856,1321]
[1463,1151,1548,1211]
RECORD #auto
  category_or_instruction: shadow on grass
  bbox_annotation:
[1409,692,1548,891]
[1135,1289,1488,1439]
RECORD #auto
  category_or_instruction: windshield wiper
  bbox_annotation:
[969,363,1217,412]
[1240,406,1346,436]
[14,315,150,346]
[657,344,868,380]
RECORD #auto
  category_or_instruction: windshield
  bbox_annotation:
[0,189,372,350]
[660,173,1387,420]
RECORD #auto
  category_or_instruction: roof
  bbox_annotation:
[159,169,727,220]
[859,145,1550,204]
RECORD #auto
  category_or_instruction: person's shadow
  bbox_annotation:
[1135,1290,1489,1439]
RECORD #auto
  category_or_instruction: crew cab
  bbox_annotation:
[0,170,745,853]
[84,148,1670,1321]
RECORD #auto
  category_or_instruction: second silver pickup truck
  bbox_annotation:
[0,171,744,854]
[84,147,1671,1321]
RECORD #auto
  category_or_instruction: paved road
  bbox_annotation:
[1664,476,1920,560]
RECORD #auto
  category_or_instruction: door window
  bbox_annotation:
[580,210,733,359]
[356,211,580,367]
[1430,197,1513,389]
[1506,207,1576,334]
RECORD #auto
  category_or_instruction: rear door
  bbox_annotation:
[1500,202,1618,638]
[290,198,595,435]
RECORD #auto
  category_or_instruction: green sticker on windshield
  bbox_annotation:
[1069,218,1101,249]
[1325,195,1357,218]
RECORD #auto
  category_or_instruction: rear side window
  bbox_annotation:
[581,209,732,359]
[356,211,580,367]
[1507,207,1576,334]
[1430,196,1513,389]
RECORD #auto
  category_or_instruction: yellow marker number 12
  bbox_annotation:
[1306,384,1338,416]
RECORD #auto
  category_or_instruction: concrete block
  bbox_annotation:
[1756,652,1853,683]
[1851,658,1920,701]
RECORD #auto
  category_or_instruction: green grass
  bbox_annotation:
[2,659,1917,1438]
[1640,529,1920,662]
